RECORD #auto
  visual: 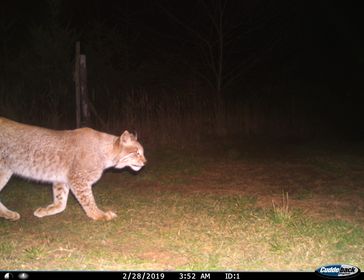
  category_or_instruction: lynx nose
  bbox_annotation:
[142,156,147,164]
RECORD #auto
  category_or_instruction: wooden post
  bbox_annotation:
[74,41,81,128]
[79,55,90,126]
[74,41,90,127]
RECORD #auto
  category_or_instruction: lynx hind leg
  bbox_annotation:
[34,183,70,218]
[0,169,20,221]
[70,180,116,221]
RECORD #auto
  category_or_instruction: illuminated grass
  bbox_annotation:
[271,191,292,224]
[0,145,363,270]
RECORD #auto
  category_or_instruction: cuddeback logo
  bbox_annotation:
[315,264,361,279]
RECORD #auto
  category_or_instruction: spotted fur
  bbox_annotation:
[0,117,146,221]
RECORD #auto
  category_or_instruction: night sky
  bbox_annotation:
[1,1,364,140]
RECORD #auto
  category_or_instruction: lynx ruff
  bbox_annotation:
[0,117,146,221]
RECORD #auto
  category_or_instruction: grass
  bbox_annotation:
[271,191,291,224]
[0,142,364,271]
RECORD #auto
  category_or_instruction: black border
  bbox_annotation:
[1,271,363,280]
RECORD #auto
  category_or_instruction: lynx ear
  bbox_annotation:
[120,130,135,143]
[121,130,130,143]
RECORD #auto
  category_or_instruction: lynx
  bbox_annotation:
[0,117,146,221]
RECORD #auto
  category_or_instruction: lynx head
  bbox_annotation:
[115,130,146,171]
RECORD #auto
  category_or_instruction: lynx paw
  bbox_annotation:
[1,210,21,221]
[34,207,47,218]
[105,211,117,220]
[92,210,117,221]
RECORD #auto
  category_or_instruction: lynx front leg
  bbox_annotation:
[69,180,117,221]
[0,169,20,221]
[34,183,69,218]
